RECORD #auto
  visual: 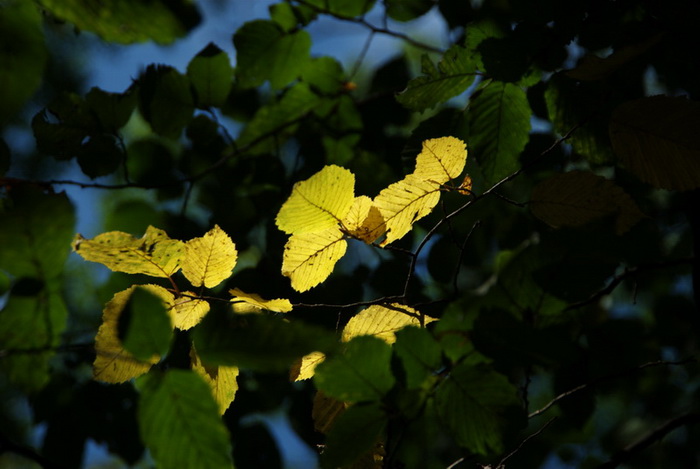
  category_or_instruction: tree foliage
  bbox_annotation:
[2,0,700,468]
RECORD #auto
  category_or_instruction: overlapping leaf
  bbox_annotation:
[191,348,239,415]
[230,288,292,313]
[341,196,385,243]
[181,225,237,288]
[282,227,347,292]
[171,293,210,330]
[413,136,468,184]
[342,304,435,343]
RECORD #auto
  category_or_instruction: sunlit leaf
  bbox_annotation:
[609,96,700,191]
[187,43,234,108]
[72,226,184,278]
[530,171,646,235]
[412,136,468,184]
[291,351,327,381]
[93,285,173,383]
[282,227,348,292]
[181,225,237,288]
[321,402,386,469]
[342,304,435,344]
[171,293,210,330]
[276,165,355,235]
[137,370,233,468]
[341,196,385,243]
[191,347,239,415]
[229,288,292,313]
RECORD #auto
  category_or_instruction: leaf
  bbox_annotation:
[121,286,174,362]
[181,225,237,288]
[385,0,434,21]
[187,43,234,108]
[234,20,311,89]
[341,196,385,243]
[468,81,531,184]
[393,327,443,389]
[315,336,395,402]
[609,96,700,191]
[72,225,184,278]
[320,402,386,469]
[136,370,233,469]
[93,285,173,383]
[396,45,477,111]
[291,351,326,381]
[312,391,347,434]
[435,364,524,455]
[276,165,356,235]
[85,87,137,132]
[229,288,292,313]
[342,304,435,344]
[138,65,195,139]
[530,171,646,235]
[371,174,442,246]
[171,293,210,330]
[412,136,468,184]
[302,57,347,94]
[301,0,376,17]
[281,227,347,292]
[190,347,239,415]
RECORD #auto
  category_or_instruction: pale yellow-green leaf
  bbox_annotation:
[530,171,646,235]
[282,227,347,292]
[413,137,467,184]
[609,96,700,191]
[371,175,441,246]
[341,196,385,243]
[191,347,239,415]
[72,226,184,278]
[93,285,173,383]
[229,288,292,313]
[181,225,237,288]
[276,165,355,235]
[171,292,210,330]
[342,304,436,344]
[290,351,326,381]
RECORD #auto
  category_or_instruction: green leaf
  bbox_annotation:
[136,370,233,469]
[193,308,337,372]
[187,44,234,108]
[32,93,98,161]
[120,287,173,361]
[138,65,195,139]
[385,0,434,21]
[36,0,201,44]
[314,336,395,402]
[77,134,124,179]
[468,81,531,184]
[302,57,347,94]
[269,2,298,31]
[0,1,47,124]
[320,402,386,469]
[302,0,377,17]
[394,327,443,389]
[478,36,531,83]
[85,87,137,131]
[233,20,311,89]
[396,45,477,111]
[435,364,524,455]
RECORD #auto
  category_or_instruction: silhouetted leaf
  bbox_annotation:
[187,43,234,108]
[320,402,386,469]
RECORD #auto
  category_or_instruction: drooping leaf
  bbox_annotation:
[320,402,386,469]
[396,45,477,111]
[234,20,311,89]
[276,165,355,235]
[609,96,700,191]
[190,347,239,415]
[229,288,292,313]
[290,351,326,381]
[137,65,195,139]
[342,304,435,343]
[72,226,184,278]
[187,43,234,108]
[315,336,395,402]
[370,174,442,246]
[341,196,385,243]
[412,136,468,184]
[181,225,237,288]
[171,293,210,330]
[93,285,174,383]
[281,227,347,292]
[468,81,531,184]
[530,171,646,235]
[136,370,233,469]
[393,326,443,389]
[301,0,376,17]
[121,286,173,362]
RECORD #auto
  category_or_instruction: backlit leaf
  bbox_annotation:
[121,286,173,362]
[413,136,468,184]
[291,351,326,381]
[321,402,386,469]
[72,226,184,278]
[609,96,700,191]
[530,171,646,235]
[138,65,195,139]
[341,196,385,243]
[181,225,237,288]
[187,43,233,108]
[342,304,435,344]
[191,347,239,415]
[282,227,347,292]
[171,292,210,330]
[276,165,355,235]
[137,370,233,469]
[394,327,443,389]
[93,285,174,383]
[229,288,292,313]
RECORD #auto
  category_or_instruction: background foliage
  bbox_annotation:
[2,0,700,468]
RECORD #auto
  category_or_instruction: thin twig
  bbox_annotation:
[498,416,558,467]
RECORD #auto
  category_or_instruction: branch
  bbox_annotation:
[497,416,558,467]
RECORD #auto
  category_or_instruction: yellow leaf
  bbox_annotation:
[341,196,386,243]
[171,292,210,330]
[342,304,435,344]
[282,227,347,292]
[413,136,467,184]
[180,225,237,288]
[290,351,326,381]
[371,175,441,246]
[191,347,239,415]
[276,165,355,235]
[72,226,184,278]
[229,288,292,314]
[93,285,173,383]
[312,391,347,434]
